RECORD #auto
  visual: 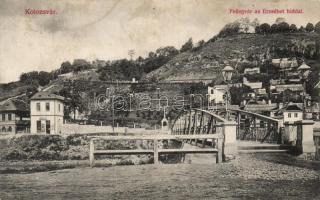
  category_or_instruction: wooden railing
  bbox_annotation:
[89,134,222,167]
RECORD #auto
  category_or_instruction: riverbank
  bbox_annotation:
[1,153,320,200]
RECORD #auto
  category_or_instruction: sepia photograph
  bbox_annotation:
[0,0,320,199]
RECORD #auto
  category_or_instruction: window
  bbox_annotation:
[1,114,5,121]
[211,89,214,94]
[37,120,41,133]
[46,120,50,134]
[260,121,265,128]
[46,102,50,111]
[288,113,291,118]
[294,113,298,118]
[2,127,6,132]
[8,126,12,132]
[8,114,12,121]
[36,103,41,111]
[58,104,61,112]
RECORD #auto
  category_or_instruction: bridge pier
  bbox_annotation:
[284,120,316,158]
[222,121,238,160]
[296,120,316,158]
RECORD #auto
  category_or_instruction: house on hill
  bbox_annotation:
[271,84,304,94]
[30,92,64,134]
[208,85,228,104]
[0,99,30,134]
[282,104,303,123]
[244,67,260,75]
[243,77,262,90]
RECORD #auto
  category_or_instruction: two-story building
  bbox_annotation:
[30,92,64,134]
[208,85,228,104]
[283,104,303,123]
[0,99,29,134]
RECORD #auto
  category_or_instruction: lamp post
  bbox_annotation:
[222,65,234,120]
[298,62,311,118]
[190,94,194,109]
[157,87,160,111]
[206,94,210,110]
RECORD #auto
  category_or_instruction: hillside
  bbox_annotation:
[145,33,320,82]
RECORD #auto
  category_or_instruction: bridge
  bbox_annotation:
[88,107,318,166]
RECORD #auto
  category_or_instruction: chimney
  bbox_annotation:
[268,99,272,105]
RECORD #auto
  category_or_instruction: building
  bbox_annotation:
[0,99,30,134]
[283,104,303,123]
[242,77,262,90]
[272,58,298,71]
[271,84,304,94]
[244,67,260,75]
[208,85,228,104]
[30,92,64,134]
[243,100,278,117]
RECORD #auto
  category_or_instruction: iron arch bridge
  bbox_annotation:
[227,109,283,143]
[171,108,226,135]
[171,108,284,144]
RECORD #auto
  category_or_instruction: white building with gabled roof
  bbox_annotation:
[30,92,64,134]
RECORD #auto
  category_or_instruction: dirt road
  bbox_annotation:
[1,153,320,200]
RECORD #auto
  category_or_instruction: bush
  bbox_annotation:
[3,135,69,161]
[3,148,28,160]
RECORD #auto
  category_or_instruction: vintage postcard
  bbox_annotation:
[0,0,320,199]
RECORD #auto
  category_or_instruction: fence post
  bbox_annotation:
[154,139,159,164]
[222,121,237,160]
[216,137,223,163]
[89,139,95,167]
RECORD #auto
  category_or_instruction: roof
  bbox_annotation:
[297,63,311,70]
[244,103,278,112]
[284,104,303,112]
[0,99,28,112]
[272,58,298,69]
[31,92,64,101]
[222,65,234,71]
[274,84,304,92]
[243,82,262,89]
[212,84,229,90]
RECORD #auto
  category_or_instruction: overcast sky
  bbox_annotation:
[0,0,319,83]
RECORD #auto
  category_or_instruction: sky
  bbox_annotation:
[0,0,320,83]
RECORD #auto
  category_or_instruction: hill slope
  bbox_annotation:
[145,33,320,82]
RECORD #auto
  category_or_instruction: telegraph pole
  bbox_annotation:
[128,49,135,60]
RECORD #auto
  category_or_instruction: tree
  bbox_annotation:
[38,71,52,86]
[315,21,320,33]
[270,24,279,33]
[258,23,271,34]
[229,85,253,105]
[306,23,314,32]
[155,46,179,57]
[289,24,298,33]
[60,61,72,74]
[277,22,290,32]
[298,26,305,32]
[180,38,193,52]
[218,22,240,36]
[59,81,85,120]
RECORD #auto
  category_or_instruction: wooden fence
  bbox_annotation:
[89,134,223,167]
